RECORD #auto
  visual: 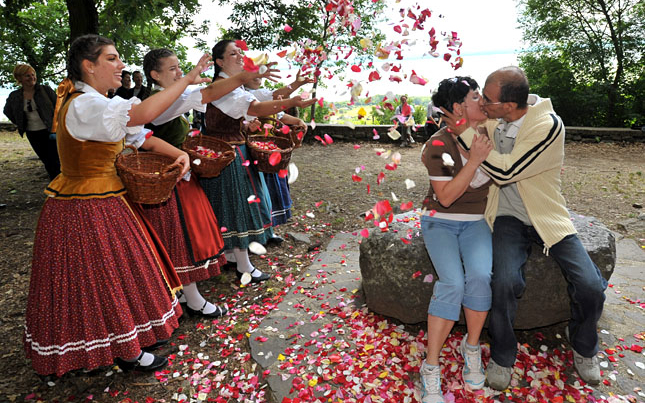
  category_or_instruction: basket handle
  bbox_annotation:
[121,144,138,155]
[161,159,183,175]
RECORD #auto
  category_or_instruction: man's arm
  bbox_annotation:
[457,115,564,185]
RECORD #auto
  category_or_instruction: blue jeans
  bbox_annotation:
[421,216,492,321]
[489,216,608,367]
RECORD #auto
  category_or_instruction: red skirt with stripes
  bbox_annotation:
[25,196,182,376]
[140,177,225,284]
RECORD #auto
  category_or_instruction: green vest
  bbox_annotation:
[144,88,190,148]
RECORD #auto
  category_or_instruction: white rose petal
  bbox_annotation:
[405,179,416,189]
[193,158,201,166]
[442,153,455,167]
[287,162,299,184]
[240,272,252,285]
[248,241,267,255]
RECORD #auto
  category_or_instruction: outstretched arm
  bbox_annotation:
[201,63,280,104]
[247,96,317,118]
[272,70,314,100]
[127,53,213,126]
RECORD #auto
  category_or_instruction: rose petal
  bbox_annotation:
[248,241,267,255]
[287,162,298,184]
[268,152,282,166]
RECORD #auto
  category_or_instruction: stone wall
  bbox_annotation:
[306,124,645,144]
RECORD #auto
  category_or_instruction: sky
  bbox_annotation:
[184,0,526,101]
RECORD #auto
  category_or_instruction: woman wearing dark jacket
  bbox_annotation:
[3,64,60,179]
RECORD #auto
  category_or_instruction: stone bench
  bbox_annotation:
[359,212,616,329]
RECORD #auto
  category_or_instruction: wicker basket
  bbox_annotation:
[182,133,236,178]
[115,145,182,204]
[246,135,293,173]
[260,117,304,149]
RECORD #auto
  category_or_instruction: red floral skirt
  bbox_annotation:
[140,178,225,284]
[25,196,182,376]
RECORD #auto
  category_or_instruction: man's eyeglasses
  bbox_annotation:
[26,99,33,112]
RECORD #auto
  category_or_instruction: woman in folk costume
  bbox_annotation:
[140,48,278,317]
[24,34,211,376]
[244,73,311,227]
[200,39,316,284]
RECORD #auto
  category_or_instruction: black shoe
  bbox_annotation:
[236,268,271,283]
[266,236,284,245]
[184,301,228,318]
[115,352,168,372]
[142,339,169,352]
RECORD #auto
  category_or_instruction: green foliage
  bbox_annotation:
[0,0,70,86]
[0,0,207,87]
[518,0,645,127]
[220,0,386,118]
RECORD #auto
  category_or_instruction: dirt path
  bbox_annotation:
[0,130,643,401]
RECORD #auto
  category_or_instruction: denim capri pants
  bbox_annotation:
[421,215,493,321]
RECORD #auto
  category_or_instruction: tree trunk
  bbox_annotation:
[66,0,98,41]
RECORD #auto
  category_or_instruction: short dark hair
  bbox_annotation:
[431,76,479,113]
[67,34,114,82]
[495,67,529,108]
[122,70,131,77]
[212,39,235,79]
[132,70,142,76]
[143,48,175,86]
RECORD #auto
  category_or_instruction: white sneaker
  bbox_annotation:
[459,334,485,390]
[419,361,445,403]
[565,327,601,385]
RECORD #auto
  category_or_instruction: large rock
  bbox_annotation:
[359,212,616,329]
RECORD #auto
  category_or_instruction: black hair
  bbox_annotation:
[122,70,131,76]
[132,70,141,76]
[431,76,479,113]
[143,48,175,91]
[67,34,115,82]
[496,67,529,108]
[212,39,235,79]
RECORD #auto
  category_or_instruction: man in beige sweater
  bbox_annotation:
[443,66,607,390]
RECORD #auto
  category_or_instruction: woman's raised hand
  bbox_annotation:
[468,133,493,164]
[293,70,314,87]
[440,107,470,136]
[258,62,281,82]
[290,95,317,109]
[186,53,214,85]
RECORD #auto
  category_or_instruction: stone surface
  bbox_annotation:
[359,212,616,329]
[286,231,312,245]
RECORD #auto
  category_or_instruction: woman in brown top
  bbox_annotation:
[418,77,493,402]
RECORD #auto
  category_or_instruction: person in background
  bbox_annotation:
[418,76,493,403]
[424,99,441,140]
[3,64,60,180]
[115,70,132,99]
[131,70,149,100]
[393,95,415,147]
